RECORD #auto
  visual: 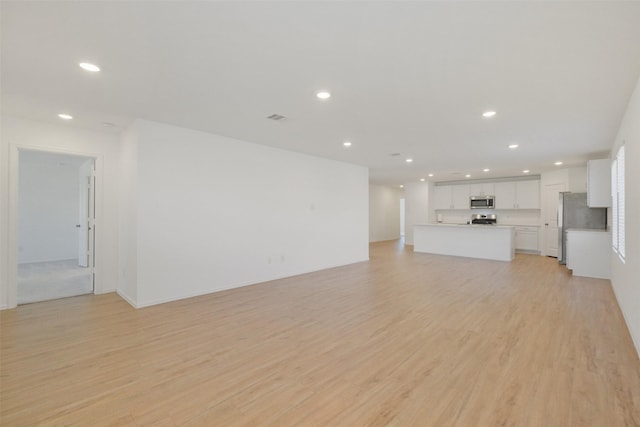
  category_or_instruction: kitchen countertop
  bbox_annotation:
[424,223,515,229]
[436,223,539,228]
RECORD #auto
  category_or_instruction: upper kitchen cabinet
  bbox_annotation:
[433,185,453,210]
[434,184,469,210]
[587,159,611,207]
[494,182,516,209]
[452,185,470,209]
[494,180,540,209]
[468,183,495,197]
[515,180,540,209]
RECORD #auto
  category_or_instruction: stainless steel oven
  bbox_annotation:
[470,196,495,209]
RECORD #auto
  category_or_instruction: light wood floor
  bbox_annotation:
[1,240,639,426]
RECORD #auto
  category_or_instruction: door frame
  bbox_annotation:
[541,181,566,257]
[7,144,103,308]
[78,161,96,269]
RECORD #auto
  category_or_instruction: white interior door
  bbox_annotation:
[542,183,566,257]
[78,175,90,267]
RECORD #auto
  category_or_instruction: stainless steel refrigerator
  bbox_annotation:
[558,192,607,264]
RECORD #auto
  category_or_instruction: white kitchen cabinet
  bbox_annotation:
[434,185,453,210]
[434,184,469,210]
[587,159,611,207]
[494,182,517,209]
[516,180,540,209]
[566,229,611,279]
[514,226,539,252]
[494,180,540,209]
[468,183,495,197]
[452,185,470,209]
[414,224,515,262]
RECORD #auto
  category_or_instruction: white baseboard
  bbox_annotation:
[133,257,370,309]
[116,289,139,309]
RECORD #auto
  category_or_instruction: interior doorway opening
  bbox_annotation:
[542,182,566,258]
[399,198,405,238]
[17,150,96,304]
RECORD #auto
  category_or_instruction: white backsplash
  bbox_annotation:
[436,209,541,226]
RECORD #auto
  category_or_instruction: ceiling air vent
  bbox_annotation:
[266,114,286,121]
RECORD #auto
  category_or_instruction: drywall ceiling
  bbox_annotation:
[2,1,640,185]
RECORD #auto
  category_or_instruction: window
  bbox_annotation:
[612,144,625,262]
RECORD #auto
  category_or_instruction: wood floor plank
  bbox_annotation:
[2,240,639,426]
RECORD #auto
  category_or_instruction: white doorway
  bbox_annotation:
[542,182,566,257]
[399,198,405,238]
[17,150,95,304]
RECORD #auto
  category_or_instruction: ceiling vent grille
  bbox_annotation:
[266,114,286,121]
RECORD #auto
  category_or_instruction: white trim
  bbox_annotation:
[611,145,626,263]
[116,289,138,309]
[7,144,105,308]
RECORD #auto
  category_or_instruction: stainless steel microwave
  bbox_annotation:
[470,196,495,209]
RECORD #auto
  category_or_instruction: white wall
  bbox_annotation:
[122,119,369,308]
[541,166,587,193]
[567,167,588,192]
[403,182,430,245]
[17,152,85,263]
[610,74,640,357]
[116,123,139,305]
[0,115,121,309]
[369,184,403,242]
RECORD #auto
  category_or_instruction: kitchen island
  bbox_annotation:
[413,223,515,261]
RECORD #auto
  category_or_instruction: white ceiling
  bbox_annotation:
[2,1,640,185]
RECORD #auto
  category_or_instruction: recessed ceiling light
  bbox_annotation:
[555,161,563,166]
[400,185,404,188]
[57,113,73,120]
[523,169,530,173]
[79,62,100,72]
[428,173,434,177]
[420,178,425,182]
[405,158,413,163]
[343,141,352,147]
[482,111,496,118]
[483,168,490,172]
[465,174,471,178]
[508,144,519,149]
[316,91,331,99]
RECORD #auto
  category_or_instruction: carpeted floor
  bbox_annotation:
[18,259,93,304]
